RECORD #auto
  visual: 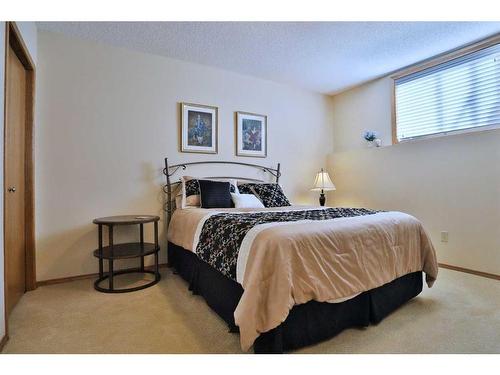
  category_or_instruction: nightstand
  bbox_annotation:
[92,215,161,293]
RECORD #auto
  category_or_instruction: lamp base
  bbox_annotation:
[319,192,326,206]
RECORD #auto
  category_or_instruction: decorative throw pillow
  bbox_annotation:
[237,183,257,195]
[181,176,238,208]
[199,180,232,208]
[230,193,265,209]
[250,183,291,208]
[185,179,201,197]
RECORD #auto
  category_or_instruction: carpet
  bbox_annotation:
[2,268,499,353]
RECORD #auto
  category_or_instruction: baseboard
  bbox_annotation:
[438,263,500,281]
[0,334,9,352]
[37,262,498,286]
[37,263,169,287]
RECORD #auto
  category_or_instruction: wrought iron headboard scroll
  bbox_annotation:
[162,158,281,224]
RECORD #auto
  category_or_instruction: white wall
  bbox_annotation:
[329,77,500,275]
[35,31,334,281]
[1,21,38,343]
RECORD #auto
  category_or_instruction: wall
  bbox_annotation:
[35,31,334,281]
[1,21,38,343]
[329,76,500,275]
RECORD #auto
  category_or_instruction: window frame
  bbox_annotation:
[391,33,500,144]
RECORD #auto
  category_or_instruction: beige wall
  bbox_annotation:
[35,29,500,284]
[1,21,38,342]
[35,31,334,281]
[329,77,500,275]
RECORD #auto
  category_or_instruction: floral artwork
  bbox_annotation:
[242,119,263,151]
[187,111,213,147]
[181,103,218,154]
[236,112,267,157]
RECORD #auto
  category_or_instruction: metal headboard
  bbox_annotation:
[162,158,281,224]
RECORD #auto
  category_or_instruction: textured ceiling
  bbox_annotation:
[37,22,500,94]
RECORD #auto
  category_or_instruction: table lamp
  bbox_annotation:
[311,168,336,206]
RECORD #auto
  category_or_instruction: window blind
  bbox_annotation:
[394,42,500,141]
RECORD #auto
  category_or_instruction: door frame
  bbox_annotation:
[3,21,36,335]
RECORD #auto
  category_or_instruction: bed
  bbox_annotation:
[163,158,438,353]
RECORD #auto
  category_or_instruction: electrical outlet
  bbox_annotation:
[441,231,449,243]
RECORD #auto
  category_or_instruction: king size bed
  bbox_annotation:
[163,158,438,353]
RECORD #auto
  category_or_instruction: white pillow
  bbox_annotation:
[231,193,265,209]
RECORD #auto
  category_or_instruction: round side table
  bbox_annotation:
[92,215,161,293]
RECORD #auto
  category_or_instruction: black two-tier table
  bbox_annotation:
[92,215,161,293]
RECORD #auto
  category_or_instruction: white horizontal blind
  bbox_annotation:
[395,42,500,141]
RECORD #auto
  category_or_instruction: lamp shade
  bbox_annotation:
[311,168,336,191]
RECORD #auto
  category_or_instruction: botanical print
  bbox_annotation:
[187,110,213,147]
[236,112,267,157]
[242,119,263,151]
[181,103,218,154]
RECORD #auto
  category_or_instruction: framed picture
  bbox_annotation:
[235,111,267,158]
[180,102,218,154]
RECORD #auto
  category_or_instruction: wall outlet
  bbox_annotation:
[440,231,449,243]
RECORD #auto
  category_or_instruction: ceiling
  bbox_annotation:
[37,22,500,94]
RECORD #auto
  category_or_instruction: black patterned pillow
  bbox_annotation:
[185,179,236,197]
[247,183,291,208]
[185,179,200,197]
[237,183,256,195]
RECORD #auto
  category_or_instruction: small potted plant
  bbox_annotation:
[363,130,381,147]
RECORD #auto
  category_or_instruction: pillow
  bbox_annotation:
[175,194,183,210]
[231,193,265,209]
[237,182,256,195]
[249,183,291,208]
[199,180,232,209]
[181,176,238,208]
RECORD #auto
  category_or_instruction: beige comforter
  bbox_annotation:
[168,206,438,351]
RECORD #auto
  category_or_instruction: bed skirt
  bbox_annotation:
[167,241,423,353]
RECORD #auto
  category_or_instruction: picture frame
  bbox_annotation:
[180,102,218,154]
[235,111,267,158]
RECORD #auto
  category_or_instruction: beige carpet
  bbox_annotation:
[2,268,499,354]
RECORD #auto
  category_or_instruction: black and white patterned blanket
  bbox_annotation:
[196,207,379,281]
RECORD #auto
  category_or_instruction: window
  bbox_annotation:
[393,36,500,143]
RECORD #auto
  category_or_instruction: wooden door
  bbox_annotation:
[5,44,27,316]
